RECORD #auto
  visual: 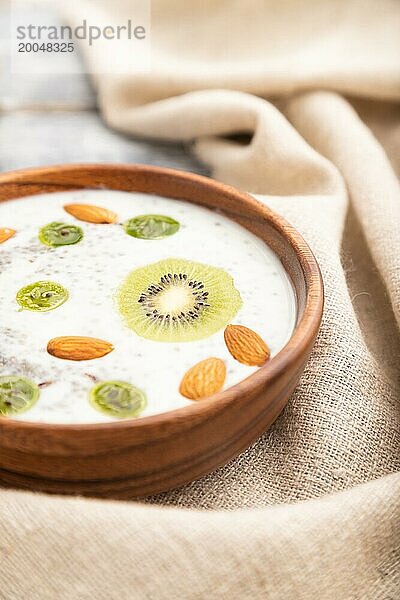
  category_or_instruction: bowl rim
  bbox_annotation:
[0,163,324,434]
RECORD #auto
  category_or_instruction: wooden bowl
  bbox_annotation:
[0,164,323,498]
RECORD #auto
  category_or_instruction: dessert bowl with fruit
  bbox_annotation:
[0,164,323,498]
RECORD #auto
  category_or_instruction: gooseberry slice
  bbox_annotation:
[123,214,180,240]
[0,375,39,416]
[39,222,83,247]
[89,380,147,418]
[16,280,69,312]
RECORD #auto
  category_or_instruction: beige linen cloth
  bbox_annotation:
[1,1,400,598]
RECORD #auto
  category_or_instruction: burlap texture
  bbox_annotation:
[1,1,400,598]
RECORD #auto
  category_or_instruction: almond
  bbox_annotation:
[179,357,226,400]
[224,324,270,366]
[47,336,114,361]
[0,228,16,244]
[63,203,118,224]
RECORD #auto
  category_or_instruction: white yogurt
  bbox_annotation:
[0,189,296,423]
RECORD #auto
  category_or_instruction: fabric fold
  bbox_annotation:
[1,473,399,599]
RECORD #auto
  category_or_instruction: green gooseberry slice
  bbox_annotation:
[0,375,39,416]
[39,222,83,247]
[16,280,69,312]
[123,214,180,240]
[89,380,147,418]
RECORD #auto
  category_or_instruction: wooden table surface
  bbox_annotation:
[0,5,207,175]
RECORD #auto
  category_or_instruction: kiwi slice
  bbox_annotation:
[117,258,242,342]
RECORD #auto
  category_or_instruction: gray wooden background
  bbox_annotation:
[0,4,207,175]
